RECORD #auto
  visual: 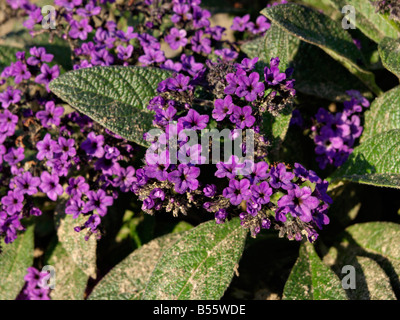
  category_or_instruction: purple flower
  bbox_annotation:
[84,189,114,216]
[81,132,105,158]
[27,47,53,66]
[66,199,86,218]
[165,28,188,50]
[0,87,22,108]
[1,190,24,215]
[191,30,211,54]
[264,57,286,85]
[247,16,270,34]
[215,209,228,224]
[138,48,165,66]
[203,184,217,197]
[214,48,238,61]
[178,109,209,130]
[161,60,183,73]
[215,155,244,179]
[36,101,64,128]
[269,163,295,190]
[235,57,259,72]
[116,45,134,61]
[167,164,200,194]
[222,179,252,206]
[0,213,24,244]
[40,171,64,201]
[11,61,31,84]
[91,49,114,66]
[66,176,89,198]
[180,54,204,77]
[277,186,320,222]
[69,18,93,40]
[76,3,101,17]
[212,95,235,121]
[54,136,76,159]
[171,3,192,24]
[251,181,272,204]
[14,171,40,195]
[4,147,25,165]
[36,133,57,160]
[236,72,265,101]
[231,14,251,32]
[229,106,255,129]
[23,8,43,30]
[35,64,60,91]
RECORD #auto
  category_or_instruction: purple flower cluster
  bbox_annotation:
[130,56,330,242]
[373,0,400,22]
[0,46,141,243]
[311,90,370,169]
[17,267,51,300]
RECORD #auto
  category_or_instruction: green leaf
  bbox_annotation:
[264,24,301,71]
[88,232,182,300]
[262,106,293,154]
[261,3,382,95]
[332,130,400,188]
[264,24,370,101]
[55,205,97,279]
[379,37,400,78]
[143,218,247,300]
[0,225,34,300]
[324,222,400,299]
[283,242,347,300]
[362,86,400,141]
[292,42,371,101]
[326,0,399,43]
[47,243,88,300]
[49,66,172,147]
[241,36,266,61]
[0,45,20,71]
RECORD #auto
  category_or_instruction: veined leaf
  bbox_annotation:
[326,0,399,43]
[264,24,301,71]
[283,242,347,300]
[0,225,34,300]
[362,86,400,141]
[379,37,400,79]
[332,129,400,189]
[55,203,97,279]
[88,233,182,300]
[49,66,172,147]
[324,222,400,300]
[143,218,247,300]
[47,243,88,300]
[261,3,382,95]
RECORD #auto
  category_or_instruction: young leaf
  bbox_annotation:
[283,242,347,300]
[49,66,172,147]
[362,86,400,141]
[332,129,400,189]
[47,243,89,300]
[325,0,399,43]
[324,222,400,300]
[55,206,97,279]
[88,233,182,300]
[0,225,34,300]
[379,37,400,79]
[143,218,248,300]
[261,3,382,95]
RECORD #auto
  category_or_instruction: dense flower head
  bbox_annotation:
[311,90,370,169]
